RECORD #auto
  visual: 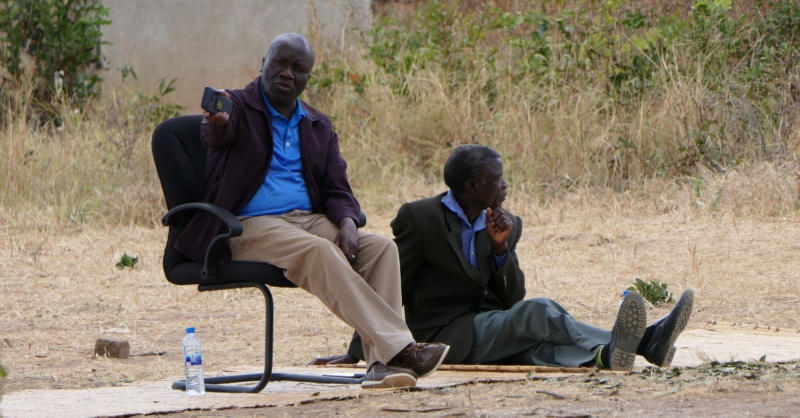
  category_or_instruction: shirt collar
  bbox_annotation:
[442,190,486,230]
[260,84,307,125]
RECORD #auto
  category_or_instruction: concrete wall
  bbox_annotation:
[101,0,372,108]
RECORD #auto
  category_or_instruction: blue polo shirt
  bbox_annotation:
[236,91,314,217]
[441,190,507,270]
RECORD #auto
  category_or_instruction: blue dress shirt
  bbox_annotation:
[236,89,314,217]
[441,190,508,270]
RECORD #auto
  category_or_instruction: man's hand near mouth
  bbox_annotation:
[486,206,511,256]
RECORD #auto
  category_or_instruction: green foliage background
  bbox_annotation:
[310,0,800,189]
[0,0,111,109]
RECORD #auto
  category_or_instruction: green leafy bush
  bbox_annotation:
[324,0,799,183]
[628,278,674,306]
[0,0,111,108]
[133,77,183,125]
[102,70,183,166]
[115,253,139,269]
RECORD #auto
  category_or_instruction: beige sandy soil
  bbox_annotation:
[2,195,799,415]
[135,366,800,417]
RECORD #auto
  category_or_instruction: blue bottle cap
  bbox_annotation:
[186,327,195,334]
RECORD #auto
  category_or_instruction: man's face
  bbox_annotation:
[260,38,314,108]
[473,158,508,209]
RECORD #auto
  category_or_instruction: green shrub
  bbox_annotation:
[628,278,674,306]
[323,0,799,184]
[132,76,183,125]
[0,0,111,110]
[102,69,183,166]
[115,253,139,269]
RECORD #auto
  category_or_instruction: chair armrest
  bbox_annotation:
[162,204,367,280]
[358,211,367,228]
[162,203,242,280]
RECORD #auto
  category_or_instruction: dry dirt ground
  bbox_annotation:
[2,193,800,416]
[133,364,800,417]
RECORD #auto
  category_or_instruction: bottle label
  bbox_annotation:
[185,354,202,366]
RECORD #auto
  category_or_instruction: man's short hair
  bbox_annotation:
[266,33,315,61]
[443,145,501,194]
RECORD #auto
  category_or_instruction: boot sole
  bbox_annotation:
[651,289,694,368]
[361,372,417,389]
[416,345,450,378]
[609,292,647,372]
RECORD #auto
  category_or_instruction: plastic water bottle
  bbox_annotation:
[182,327,205,396]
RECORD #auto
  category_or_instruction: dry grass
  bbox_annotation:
[308,49,800,214]
[0,78,165,231]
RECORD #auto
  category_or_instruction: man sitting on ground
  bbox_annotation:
[176,32,449,389]
[311,145,694,370]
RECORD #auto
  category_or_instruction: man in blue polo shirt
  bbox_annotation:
[235,84,312,217]
[187,33,450,389]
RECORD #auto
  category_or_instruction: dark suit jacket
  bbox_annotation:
[348,192,525,363]
[175,77,361,264]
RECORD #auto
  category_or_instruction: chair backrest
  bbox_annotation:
[152,114,207,209]
[151,114,206,277]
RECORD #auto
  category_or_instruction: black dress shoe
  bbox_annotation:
[607,291,647,371]
[638,289,694,368]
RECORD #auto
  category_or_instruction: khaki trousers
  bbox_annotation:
[229,210,414,365]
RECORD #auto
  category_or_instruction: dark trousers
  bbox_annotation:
[463,298,611,366]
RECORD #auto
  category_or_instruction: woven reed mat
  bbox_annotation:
[3,322,798,418]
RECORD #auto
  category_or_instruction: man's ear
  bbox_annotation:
[464,179,478,197]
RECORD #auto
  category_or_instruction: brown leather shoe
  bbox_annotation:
[361,363,417,389]
[390,342,450,378]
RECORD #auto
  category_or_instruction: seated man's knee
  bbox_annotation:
[377,235,398,256]
[305,235,343,258]
[363,233,398,257]
[517,298,561,314]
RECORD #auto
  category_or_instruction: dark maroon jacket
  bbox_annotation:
[174,77,361,264]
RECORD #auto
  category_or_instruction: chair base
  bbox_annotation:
[172,372,365,393]
[170,281,364,393]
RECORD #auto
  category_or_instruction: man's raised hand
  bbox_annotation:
[486,207,511,256]
[202,89,231,126]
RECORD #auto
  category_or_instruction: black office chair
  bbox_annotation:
[151,114,364,393]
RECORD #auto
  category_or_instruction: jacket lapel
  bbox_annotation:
[298,101,324,157]
[475,229,492,285]
[299,116,313,156]
[444,210,483,286]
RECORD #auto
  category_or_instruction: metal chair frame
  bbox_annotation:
[169,281,363,393]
